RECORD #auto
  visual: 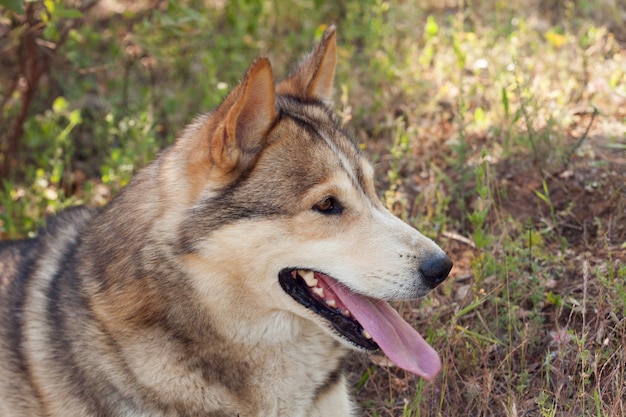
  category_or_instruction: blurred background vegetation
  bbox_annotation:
[1,0,625,415]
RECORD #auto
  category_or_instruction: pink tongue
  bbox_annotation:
[331,284,441,380]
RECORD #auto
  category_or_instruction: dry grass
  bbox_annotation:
[341,1,626,415]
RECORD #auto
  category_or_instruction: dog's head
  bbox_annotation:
[170,26,452,380]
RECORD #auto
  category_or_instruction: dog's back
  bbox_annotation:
[0,239,39,416]
[0,207,95,416]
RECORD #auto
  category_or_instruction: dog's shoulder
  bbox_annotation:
[0,206,96,295]
[39,205,97,240]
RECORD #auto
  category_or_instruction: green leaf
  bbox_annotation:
[0,0,24,14]
[52,96,68,113]
[43,0,54,15]
[501,86,509,118]
[68,109,82,125]
[452,37,466,69]
[474,107,486,124]
[54,6,83,19]
[604,141,626,150]
[424,15,439,39]
[545,291,562,306]
[533,189,550,204]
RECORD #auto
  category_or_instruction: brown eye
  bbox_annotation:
[313,197,343,215]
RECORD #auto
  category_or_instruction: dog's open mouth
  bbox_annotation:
[279,269,379,350]
[278,268,442,380]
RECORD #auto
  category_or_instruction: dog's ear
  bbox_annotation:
[277,25,337,104]
[201,57,277,177]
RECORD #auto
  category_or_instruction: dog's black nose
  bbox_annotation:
[420,254,453,289]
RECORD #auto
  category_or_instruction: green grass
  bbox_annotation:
[1,0,625,415]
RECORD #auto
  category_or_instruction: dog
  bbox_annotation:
[0,25,452,417]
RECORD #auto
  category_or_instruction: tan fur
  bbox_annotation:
[277,27,337,104]
[0,26,450,417]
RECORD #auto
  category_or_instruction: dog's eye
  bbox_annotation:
[313,197,343,215]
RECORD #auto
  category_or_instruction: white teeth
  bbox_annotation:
[294,270,348,315]
[298,270,318,287]
[362,329,372,340]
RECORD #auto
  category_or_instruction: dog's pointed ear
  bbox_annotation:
[207,57,277,175]
[277,25,337,103]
